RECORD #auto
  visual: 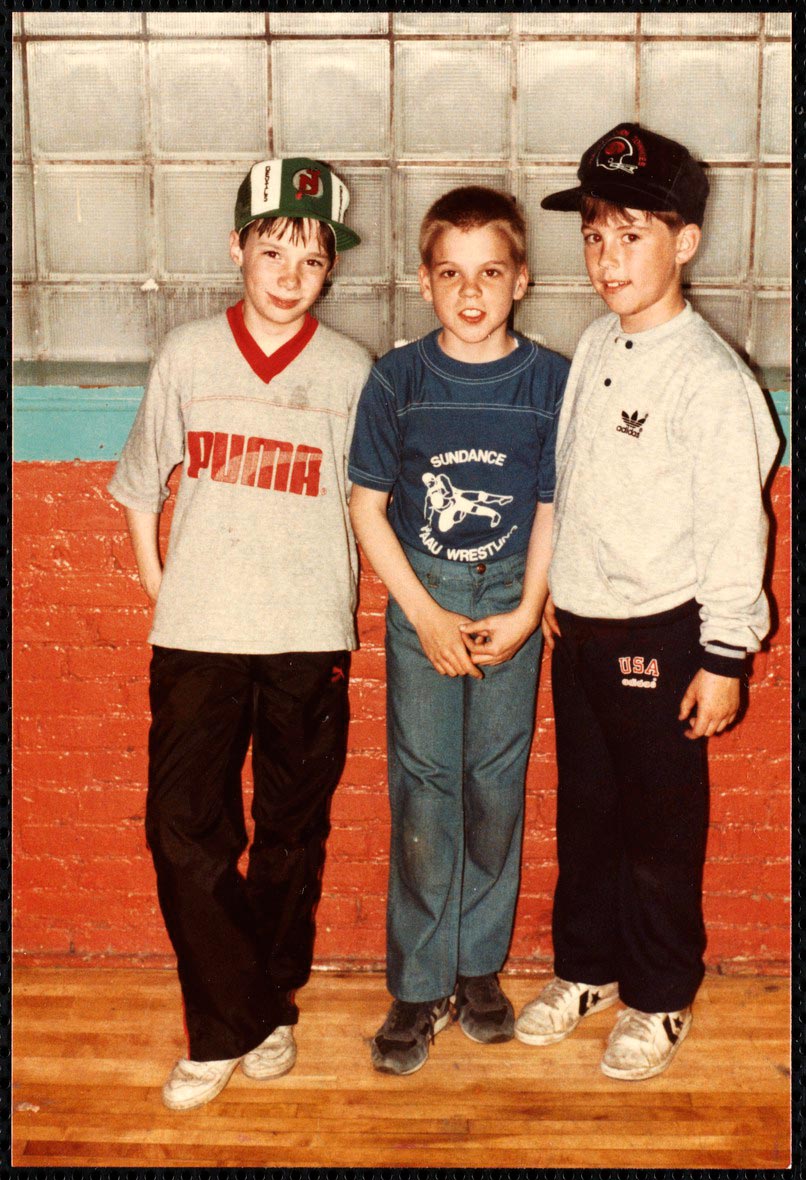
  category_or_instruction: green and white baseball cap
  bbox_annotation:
[234,157,360,251]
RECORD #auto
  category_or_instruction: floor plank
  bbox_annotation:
[12,968,790,1168]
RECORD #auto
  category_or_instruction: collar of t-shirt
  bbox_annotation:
[611,301,694,353]
[226,299,319,383]
[420,329,534,383]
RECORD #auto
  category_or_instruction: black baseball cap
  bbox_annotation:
[541,122,709,226]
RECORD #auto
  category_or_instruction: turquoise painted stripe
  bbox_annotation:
[12,384,791,467]
[771,389,790,468]
[13,387,144,462]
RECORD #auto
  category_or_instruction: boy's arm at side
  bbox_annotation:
[677,370,779,739]
[459,501,553,666]
[349,485,482,679]
[124,507,163,605]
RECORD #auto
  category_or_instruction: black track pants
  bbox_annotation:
[145,647,350,1061]
[551,603,708,1013]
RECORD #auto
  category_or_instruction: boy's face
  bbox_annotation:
[229,218,333,334]
[418,225,528,360]
[581,210,700,333]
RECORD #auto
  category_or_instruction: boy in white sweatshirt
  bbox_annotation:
[505,123,779,1080]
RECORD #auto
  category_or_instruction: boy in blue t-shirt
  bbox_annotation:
[349,187,569,1075]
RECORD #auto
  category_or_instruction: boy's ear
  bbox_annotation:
[513,263,529,302]
[418,263,434,304]
[230,229,244,269]
[675,223,701,267]
[327,253,339,279]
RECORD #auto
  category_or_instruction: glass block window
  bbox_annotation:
[395,13,510,35]
[761,43,792,162]
[396,42,510,160]
[11,17,790,380]
[272,41,390,157]
[518,43,636,159]
[27,41,145,158]
[640,42,758,161]
[150,41,269,157]
[12,167,36,280]
[36,167,151,279]
[754,171,791,284]
[147,14,266,37]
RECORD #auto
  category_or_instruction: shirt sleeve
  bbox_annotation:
[343,354,374,495]
[347,364,401,492]
[681,369,778,675]
[107,340,186,514]
[537,354,571,503]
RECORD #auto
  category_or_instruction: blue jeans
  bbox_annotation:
[385,544,543,1001]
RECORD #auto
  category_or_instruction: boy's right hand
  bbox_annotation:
[541,594,562,650]
[140,569,163,606]
[414,604,484,679]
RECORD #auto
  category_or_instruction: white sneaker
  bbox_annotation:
[600,1006,692,1080]
[515,977,619,1046]
[162,1055,241,1111]
[241,1025,297,1080]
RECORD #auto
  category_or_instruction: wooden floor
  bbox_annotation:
[12,967,790,1169]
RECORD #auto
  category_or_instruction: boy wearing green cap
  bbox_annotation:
[109,158,371,1110]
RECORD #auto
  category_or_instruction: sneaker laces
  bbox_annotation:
[381,999,445,1045]
[385,1000,423,1034]
[612,1008,659,1043]
[173,1060,224,1083]
[541,977,582,1011]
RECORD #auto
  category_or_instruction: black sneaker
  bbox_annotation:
[370,997,453,1075]
[455,973,515,1044]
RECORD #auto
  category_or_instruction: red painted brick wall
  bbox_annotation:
[13,462,791,972]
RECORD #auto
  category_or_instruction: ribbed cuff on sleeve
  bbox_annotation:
[700,641,748,678]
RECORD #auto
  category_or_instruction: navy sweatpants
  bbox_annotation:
[145,646,350,1061]
[551,601,708,1014]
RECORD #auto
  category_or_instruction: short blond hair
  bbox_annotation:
[419,186,527,268]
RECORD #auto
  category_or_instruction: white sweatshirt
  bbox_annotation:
[549,303,780,674]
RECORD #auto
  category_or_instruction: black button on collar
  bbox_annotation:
[625,340,634,349]
[604,378,611,386]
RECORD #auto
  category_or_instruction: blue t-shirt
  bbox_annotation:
[348,330,569,563]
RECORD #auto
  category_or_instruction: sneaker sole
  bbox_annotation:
[371,1009,452,1076]
[515,992,619,1047]
[600,1014,692,1081]
[240,1051,297,1081]
[162,1058,241,1111]
[457,1010,514,1045]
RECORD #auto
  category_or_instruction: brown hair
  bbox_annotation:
[238,216,337,267]
[419,186,528,268]
[580,195,687,234]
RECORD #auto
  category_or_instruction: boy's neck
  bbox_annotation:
[618,290,686,335]
[436,324,518,364]
[242,301,311,357]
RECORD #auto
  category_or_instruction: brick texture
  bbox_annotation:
[12,463,791,973]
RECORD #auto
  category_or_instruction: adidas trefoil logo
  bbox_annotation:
[617,410,648,438]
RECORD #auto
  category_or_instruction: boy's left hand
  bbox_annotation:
[459,608,538,666]
[678,669,741,739]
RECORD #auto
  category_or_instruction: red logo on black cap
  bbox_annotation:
[597,136,637,174]
[595,128,647,176]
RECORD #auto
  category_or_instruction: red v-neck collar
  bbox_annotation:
[226,300,318,384]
